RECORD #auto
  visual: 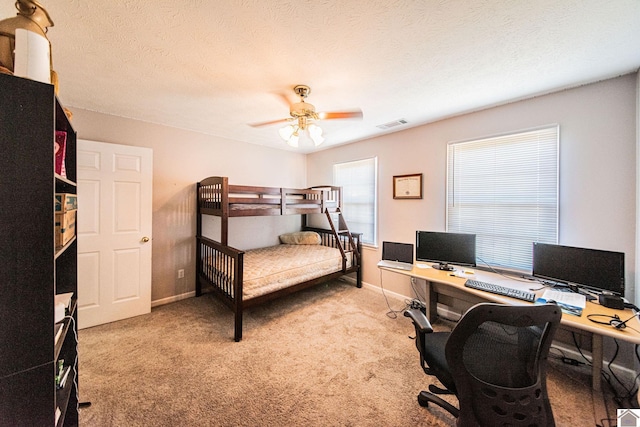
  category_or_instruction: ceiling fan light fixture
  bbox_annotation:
[252,84,362,149]
[280,124,300,147]
[279,124,296,141]
[308,124,324,146]
[286,134,299,147]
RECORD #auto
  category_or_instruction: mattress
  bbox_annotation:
[242,244,351,299]
[229,203,321,212]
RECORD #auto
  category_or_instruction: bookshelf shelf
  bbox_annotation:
[56,174,77,187]
[55,235,78,259]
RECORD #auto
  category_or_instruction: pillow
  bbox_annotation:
[279,231,321,245]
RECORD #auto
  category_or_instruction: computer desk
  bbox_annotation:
[382,263,640,391]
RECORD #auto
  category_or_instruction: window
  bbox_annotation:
[334,157,377,245]
[447,126,558,271]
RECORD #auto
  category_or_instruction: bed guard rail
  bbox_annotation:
[196,236,244,305]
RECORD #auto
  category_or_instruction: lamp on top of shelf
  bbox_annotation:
[0,0,57,88]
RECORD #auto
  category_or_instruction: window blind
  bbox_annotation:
[334,157,377,245]
[447,126,558,271]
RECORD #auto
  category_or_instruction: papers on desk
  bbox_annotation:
[451,270,475,278]
[536,289,586,316]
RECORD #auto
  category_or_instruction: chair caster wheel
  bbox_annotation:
[418,392,430,408]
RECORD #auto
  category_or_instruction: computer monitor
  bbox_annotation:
[415,231,476,271]
[381,241,413,264]
[532,243,625,296]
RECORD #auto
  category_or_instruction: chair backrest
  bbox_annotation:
[446,303,561,427]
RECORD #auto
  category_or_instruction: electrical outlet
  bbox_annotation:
[177,269,184,279]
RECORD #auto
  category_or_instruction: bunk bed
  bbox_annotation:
[196,176,362,341]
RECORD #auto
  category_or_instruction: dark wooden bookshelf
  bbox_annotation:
[0,73,79,426]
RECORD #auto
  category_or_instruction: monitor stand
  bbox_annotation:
[433,263,455,271]
[555,283,597,301]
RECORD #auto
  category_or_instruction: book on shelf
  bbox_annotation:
[55,130,67,177]
[56,358,71,390]
[57,365,71,390]
[54,322,63,345]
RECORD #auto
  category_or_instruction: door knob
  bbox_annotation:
[141,236,150,243]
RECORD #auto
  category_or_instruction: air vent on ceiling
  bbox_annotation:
[377,119,408,130]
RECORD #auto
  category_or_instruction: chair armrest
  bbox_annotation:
[404,308,434,334]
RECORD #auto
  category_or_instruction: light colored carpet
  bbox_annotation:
[78,280,613,426]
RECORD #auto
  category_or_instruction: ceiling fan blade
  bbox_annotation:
[276,91,295,108]
[317,109,363,120]
[248,118,292,127]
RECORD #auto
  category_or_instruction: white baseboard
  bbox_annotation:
[362,279,462,320]
[151,291,195,308]
[362,280,409,303]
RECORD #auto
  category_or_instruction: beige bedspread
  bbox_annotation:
[242,244,351,299]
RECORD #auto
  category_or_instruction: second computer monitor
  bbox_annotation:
[416,231,476,271]
[532,242,625,296]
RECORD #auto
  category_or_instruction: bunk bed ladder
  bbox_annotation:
[324,207,360,263]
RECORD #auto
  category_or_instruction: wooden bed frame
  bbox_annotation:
[195,176,362,341]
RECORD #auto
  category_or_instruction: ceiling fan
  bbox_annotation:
[249,85,363,147]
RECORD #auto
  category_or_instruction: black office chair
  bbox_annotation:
[404,302,561,427]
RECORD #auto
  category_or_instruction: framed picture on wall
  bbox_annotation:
[393,173,423,199]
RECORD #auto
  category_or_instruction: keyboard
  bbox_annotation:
[464,279,536,302]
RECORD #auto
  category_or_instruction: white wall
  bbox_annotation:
[67,110,307,302]
[66,74,637,306]
[307,74,638,302]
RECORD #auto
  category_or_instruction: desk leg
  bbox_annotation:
[424,281,438,320]
[591,334,603,391]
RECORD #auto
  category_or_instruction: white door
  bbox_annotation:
[77,140,153,329]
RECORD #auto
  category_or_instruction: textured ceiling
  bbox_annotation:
[2,1,640,153]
